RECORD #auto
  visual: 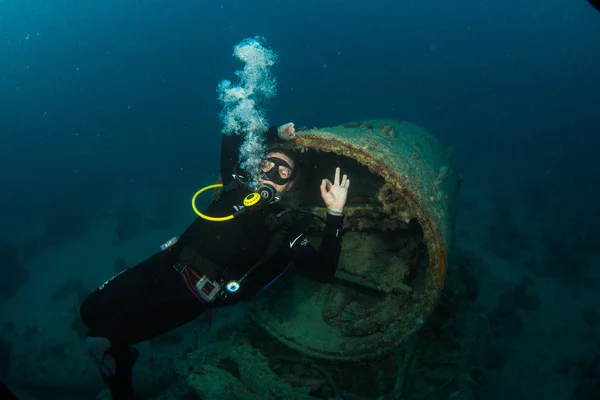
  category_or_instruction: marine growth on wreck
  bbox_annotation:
[247,118,460,361]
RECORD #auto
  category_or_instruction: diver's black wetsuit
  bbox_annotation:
[80,126,344,347]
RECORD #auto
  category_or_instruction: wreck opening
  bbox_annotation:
[249,119,458,361]
[280,147,430,298]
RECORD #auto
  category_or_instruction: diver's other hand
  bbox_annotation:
[320,167,350,214]
[278,122,296,141]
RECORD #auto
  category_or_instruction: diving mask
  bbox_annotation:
[260,156,294,185]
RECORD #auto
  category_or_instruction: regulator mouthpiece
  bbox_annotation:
[257,184,276,202]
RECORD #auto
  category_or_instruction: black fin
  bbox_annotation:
[100,347,139,400]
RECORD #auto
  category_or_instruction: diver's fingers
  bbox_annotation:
[320,179,328,198]
[279,123,293,138]
[334,167,341,186]
[341,174,348,187]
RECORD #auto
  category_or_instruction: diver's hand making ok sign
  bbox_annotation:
[320,167,350,214]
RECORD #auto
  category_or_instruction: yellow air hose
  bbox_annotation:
[191,183,234,222]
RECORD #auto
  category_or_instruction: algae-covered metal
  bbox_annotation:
[247,118,460,361]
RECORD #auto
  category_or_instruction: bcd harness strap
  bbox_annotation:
[174,262,214,324]
[172,212,293,322]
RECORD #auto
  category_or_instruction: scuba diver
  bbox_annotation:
[79,122,350,399]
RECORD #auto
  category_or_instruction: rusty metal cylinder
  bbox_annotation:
[247,118,460,361]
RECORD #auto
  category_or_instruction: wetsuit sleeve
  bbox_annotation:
[220,126,280,185]
[284,212,344,282]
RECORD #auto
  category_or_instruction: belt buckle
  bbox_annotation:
[195,275,222,302]
[173,262,188,274]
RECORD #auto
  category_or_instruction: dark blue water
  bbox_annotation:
[1,1,599,399]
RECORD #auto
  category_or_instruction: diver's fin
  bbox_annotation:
[0,380,18,400]
[100,346,139,400]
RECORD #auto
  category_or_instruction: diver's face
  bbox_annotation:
[258,151,295,195]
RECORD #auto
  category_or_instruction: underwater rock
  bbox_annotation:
[491,292,523,338]
[454,249,481,302]
[571,353,600,400]
[512,276,541,312]
[0,337,13,381]
[114,202,145,244]
[0,244,29,302]
[52,278,88,303]
[51,280,90,338]
[152,332,184,346]
[70,303,88,338]
[176,338,317,400]
[523,255,553,278]
[22,326,39,344]
[1,322,15,337]
[22,237,42,262]
[42,197,88,245]
[483,203,530,262]
[582,308,600,328]
[537,224,594,282]
[485,349,506,371]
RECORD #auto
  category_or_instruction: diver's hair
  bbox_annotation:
[267,147,298,180]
